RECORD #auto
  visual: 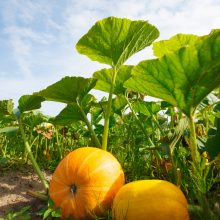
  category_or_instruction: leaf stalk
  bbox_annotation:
[102,67,118,150]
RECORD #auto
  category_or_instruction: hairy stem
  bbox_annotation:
[188,111,200,165]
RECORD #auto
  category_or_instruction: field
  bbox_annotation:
[0,17,220,220]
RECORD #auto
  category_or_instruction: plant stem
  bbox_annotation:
[18,117,49,192]
[77,102,101,148]
[55,127,62,159]
[152,115,165,136]
[102,67,117,151]
[188,111,200,165]
[125,96,155,147]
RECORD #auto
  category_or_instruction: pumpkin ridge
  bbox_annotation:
[65,152,72,184]
[50,187,68,196]
[75,148,101,180]
[51,175,68,186]
[88,160,120,176]
[79,186,110,192]
[60,196,71,211]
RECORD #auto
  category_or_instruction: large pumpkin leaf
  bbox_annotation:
[34,77,97,104]
[93,65,133,95]
[18,95,45,113]
[76,17,159,69]
[125,30,220,116]
[153,34,199,57]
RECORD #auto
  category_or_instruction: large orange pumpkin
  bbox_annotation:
[49,147,125,219]
[112,180,189,220]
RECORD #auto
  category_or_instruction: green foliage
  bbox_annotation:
[0,99,14,116]
[206,118,220,159]
[52,103,84,125]
[37,199,62,220]
[35,76,97,104]
[76,16,159,69]
[153,33,199,57]
[1,16,220,220]
[125,30,220,116]
[6,206,31,220]
[93,65,133,94]
[18,95,45,113]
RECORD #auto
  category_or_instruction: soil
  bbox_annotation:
[0,166,52,220]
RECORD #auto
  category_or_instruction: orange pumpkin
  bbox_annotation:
[49,147,125,219]
[112,180,189,220]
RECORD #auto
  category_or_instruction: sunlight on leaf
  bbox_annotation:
[153,33,199,57]
[125,30,220,116]
[76,17,159,69]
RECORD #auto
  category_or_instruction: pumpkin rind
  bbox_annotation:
[112,180,190,220]
[49,147,125,219]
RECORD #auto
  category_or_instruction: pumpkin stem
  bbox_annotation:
[70,184,77,195]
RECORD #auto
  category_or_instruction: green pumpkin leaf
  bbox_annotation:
[153,34,199,57]
[112,95,127,115]
[206,118,220,159]
[34,76,97,104]
[93,65,133,94]
[132,100,161,116]
[81,94,96,113]
[76,17,159,69]
[18,95,45,113]
[52,94,96,125]
[52,103,84,125]
[125,30,220,116]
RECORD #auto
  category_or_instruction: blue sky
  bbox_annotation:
[0,0,220,116]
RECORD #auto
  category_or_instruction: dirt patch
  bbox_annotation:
[0,166,52,219]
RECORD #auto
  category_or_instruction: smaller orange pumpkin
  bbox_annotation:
[112,180,189,220]
[49,147,124,219]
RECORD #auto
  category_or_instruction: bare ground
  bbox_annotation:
[0,166,52,220]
